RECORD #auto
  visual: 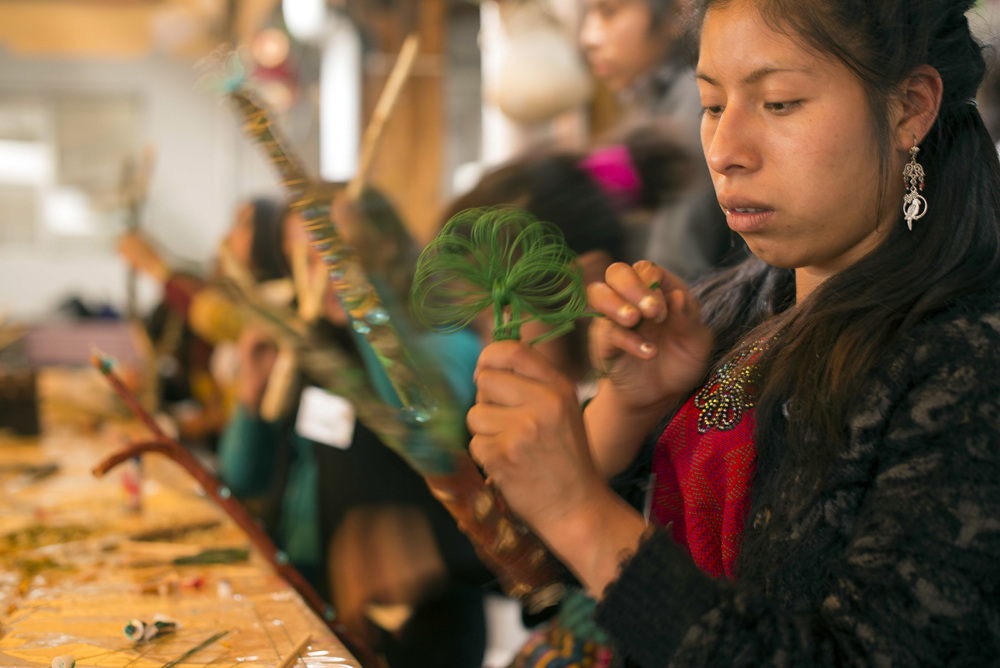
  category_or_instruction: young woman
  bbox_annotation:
[470,0,1000,665]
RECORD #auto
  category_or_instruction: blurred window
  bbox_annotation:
[0,92,142,245]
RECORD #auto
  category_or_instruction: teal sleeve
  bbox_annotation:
[350,326,481,412]
[217,403,282,498]
[418,329,481,410]
[278,441,321,571]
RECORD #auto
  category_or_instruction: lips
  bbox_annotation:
[589,61,611,78]
[718,197,775,233]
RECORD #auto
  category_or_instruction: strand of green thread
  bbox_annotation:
[411,207,591,344]
[160,630,230,668]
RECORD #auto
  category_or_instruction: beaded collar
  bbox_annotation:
[693,337,773,433]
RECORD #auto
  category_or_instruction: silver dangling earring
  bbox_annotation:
[902,136,927,231]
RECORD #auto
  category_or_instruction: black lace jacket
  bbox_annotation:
[595,292,1000,667]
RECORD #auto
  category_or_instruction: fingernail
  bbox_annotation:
[618,304,639,321]
[638,295,660,318]
[639,342,656,356]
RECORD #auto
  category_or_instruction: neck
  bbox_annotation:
[794,267,827,303]
[793,214,893,303]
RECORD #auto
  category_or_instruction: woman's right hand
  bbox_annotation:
[236,324,278,416]
[117,231,170,283]
[588,261,714,413]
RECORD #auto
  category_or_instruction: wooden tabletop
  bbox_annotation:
[0,420,362,668]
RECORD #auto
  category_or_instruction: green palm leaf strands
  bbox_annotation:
[411,207,590,344]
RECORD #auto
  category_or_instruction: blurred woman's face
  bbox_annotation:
[580,0,671,92]
[224,202,256,268]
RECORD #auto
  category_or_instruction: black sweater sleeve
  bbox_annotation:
[595,312,1000,667]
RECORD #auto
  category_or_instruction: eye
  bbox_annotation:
[591,0,619,19]
[764,100,802,115]
[701,105,724,119]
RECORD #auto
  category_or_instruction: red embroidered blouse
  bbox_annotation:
[650,343,765,580]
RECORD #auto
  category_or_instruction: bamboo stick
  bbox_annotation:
[345,34,420,202]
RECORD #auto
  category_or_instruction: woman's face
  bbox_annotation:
[697,2,900,286]
[224,202,256,269]
[580,0,671,92]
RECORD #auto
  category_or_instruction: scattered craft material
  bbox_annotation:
[276,634,311,668]
[90,354,380,668]
[124,616,178,642]
[0,462,59,483]
[216,578,233,599]
[131,521,222,542]
[51,655,75,668]
[172,548,249,565]
[12,556,74,583]
[138,574,205,596]
[1,524,92,556]
[159,630,230,668]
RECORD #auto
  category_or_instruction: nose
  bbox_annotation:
[704,106,760,177]
[579,11,604,51]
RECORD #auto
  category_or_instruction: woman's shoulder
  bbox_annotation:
[901,288,1000,366]
[859,288,1000,421]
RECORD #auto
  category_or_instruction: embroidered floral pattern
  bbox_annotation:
[693,338,771,433]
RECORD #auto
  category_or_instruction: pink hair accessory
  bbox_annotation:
[579,144,642,208]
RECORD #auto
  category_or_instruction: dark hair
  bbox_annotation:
[443,155,628,264]
[354,187,418,299]
[443,126,693,263]
[621,122,698,209]
[688,0,1000,555]
[644,0,679,28]
[248,197,292,282]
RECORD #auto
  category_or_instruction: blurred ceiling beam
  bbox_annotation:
[0,0,279,59]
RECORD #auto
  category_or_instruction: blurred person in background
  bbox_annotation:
[580,0,740,278]
[117,198,289,444]
[217,188,488,668]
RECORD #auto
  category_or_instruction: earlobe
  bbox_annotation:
[895,65,944,151]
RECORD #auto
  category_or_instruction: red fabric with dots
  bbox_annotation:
[651,394,756,580]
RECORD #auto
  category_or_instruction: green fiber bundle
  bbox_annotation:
[411,207,588,343]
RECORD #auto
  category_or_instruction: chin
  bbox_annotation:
[743,242,802,270]
[597,73,627,92]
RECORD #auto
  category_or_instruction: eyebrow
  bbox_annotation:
[696,66,810,87]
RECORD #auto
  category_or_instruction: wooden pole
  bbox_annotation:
[345,33,420,201]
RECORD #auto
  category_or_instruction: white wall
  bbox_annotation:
[0,49,282,320]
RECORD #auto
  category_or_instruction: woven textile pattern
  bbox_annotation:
[652,396,756,580]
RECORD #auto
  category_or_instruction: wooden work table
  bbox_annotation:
[0,417,362,668]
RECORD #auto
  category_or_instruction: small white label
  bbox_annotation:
[295,386,355,448]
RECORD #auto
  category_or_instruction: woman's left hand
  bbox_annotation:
[467,340,608,538]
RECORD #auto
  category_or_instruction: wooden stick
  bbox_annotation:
[217,243,308,338]
[259,345,298,422]
[92,353,167,439]
[290,234,313,321]
[276,634,311,668]
[345,33,420,201]
[160,630,229,668]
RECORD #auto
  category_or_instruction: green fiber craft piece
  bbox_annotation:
[411,207,589,343]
